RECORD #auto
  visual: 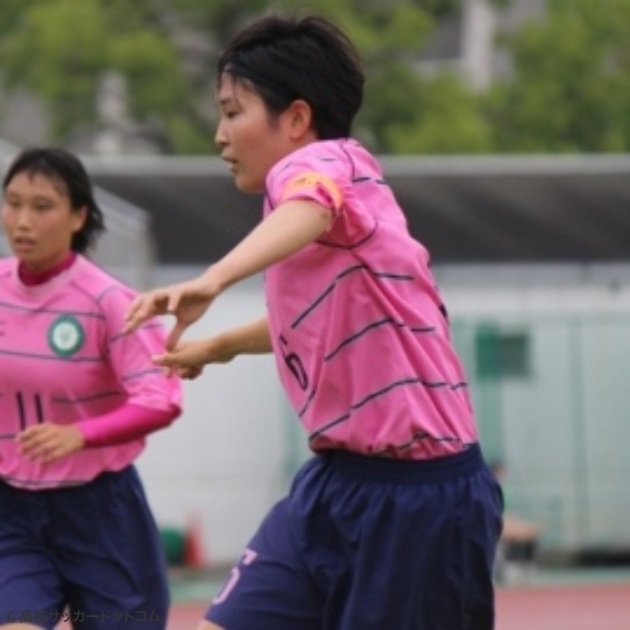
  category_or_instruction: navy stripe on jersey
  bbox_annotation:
[69,279,114,310]
[339,142,357,179]
[373,432,474,455]
[0,348,102,362]
[308,376,468,442]
[316,221,378,250]
[52,390,125,404]
[95,284,120,303]
[352,176,387,185]
[291,263,415,329]
[276,140,362,172]
[109,322,162,345]
[0,300,104,319]
[122,368,163,381]
[298,389,317,419]
[324,317,436,362]
[279,152,345,172]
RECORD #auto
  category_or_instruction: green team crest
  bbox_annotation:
[48,315,84,357]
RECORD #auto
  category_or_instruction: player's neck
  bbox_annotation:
[18,251,77,286]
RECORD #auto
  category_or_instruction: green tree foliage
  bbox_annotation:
[488,0,630,152]
[0,0,203,152]
[371,72,493,153]
[0,0,493,154]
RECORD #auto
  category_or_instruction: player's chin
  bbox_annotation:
[233,173,264,195]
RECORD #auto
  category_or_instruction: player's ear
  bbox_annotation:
[71,206,88,234]
[285,99,313,141]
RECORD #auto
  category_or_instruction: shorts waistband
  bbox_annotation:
[324,443,484,484]
[0,465,135,496]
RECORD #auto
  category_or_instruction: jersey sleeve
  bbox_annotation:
[99,285,182,413]
[266,145,377,248]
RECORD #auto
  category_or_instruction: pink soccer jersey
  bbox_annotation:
[264,139,478,459]
[0,255,181,489]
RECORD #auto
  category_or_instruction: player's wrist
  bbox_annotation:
[199,264,230,297]
[215,330,241,360]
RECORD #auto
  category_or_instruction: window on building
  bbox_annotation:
[475,325,531,379]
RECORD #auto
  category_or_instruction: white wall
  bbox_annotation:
[436,262,630,552]
[435,262,630,315]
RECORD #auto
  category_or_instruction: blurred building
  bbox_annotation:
[81,152,630,266]
[0,72,168,156]
[420,0,547,89]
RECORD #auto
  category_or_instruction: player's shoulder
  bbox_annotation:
[0,256,15,278]
[270,138,380,183]
[70,256,136,306]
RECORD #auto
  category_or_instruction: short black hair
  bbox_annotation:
[218,14,364,139]
[2,147,106,253]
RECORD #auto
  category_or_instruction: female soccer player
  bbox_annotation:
[0,147,181,629]
[125,14,503,630]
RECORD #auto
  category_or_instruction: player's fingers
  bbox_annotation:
[15,425,46,446]
[165,319,189,352]
[123,295,148,331]
[188,366,203,379]
[177,366,203,380]
[21,439,54,460]
[154,349,199,372]
[166,290,182,314]
[152,352,177,367]
[40,444,68,464]
[124,291,168,332]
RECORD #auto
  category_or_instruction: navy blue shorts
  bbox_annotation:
[0,466,169,629]
[207,444,503,630]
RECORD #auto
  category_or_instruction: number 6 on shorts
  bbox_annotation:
[213,548,258,604]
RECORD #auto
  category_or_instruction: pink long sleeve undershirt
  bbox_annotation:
[77,402,179,448]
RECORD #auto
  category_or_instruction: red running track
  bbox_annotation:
[166,582,630,630]
[495,583,630,630]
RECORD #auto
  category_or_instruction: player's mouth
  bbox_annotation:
[13,236,36,252]
[222,156,238,173]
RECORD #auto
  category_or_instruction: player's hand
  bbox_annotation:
[153,337,238,378]
[172,365,205,380]
[17,423,85,464]
[124,275,217,350]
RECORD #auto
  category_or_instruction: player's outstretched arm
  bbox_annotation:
[125,200,330,347]
[205,200,332,290]
[153,315,272,377]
